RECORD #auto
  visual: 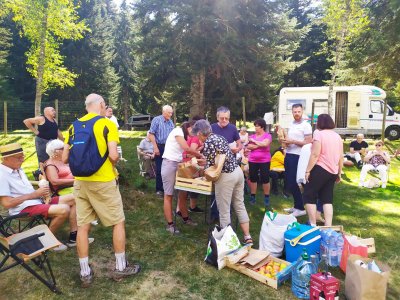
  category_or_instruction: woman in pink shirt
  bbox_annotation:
[246,119,272,208]
[303,114,343,226]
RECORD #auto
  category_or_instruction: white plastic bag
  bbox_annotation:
[205,225,241,270]
[259,211,297,257]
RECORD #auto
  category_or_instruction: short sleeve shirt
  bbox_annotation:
[313,129,343,174]
[149,115,174,144]
[202,134,238,173]
[211,123,240,144]
[64,113,120,182]
[139,138,154,153]
[350,140,368,151]
[0,164,42,215]
[162,127,185,162]
[286,119,312,155]
[248,132,272,163]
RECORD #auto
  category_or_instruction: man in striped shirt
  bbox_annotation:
[149,105,174,196]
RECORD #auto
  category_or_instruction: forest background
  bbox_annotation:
[0,0,399,129]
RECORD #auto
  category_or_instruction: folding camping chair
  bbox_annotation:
[136,146,156,179]
[0,213,48,237]
[0,218,61,293]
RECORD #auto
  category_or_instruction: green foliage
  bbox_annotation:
[5,0,89,93]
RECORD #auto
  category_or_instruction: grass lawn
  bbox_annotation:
[0,131,399,300]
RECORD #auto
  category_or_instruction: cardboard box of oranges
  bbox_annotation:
[225,246,293,289]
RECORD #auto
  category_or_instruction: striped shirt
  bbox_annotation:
[149,115,174,144]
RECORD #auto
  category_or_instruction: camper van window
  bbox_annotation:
[287,99,306,110]
[370,100,383,114]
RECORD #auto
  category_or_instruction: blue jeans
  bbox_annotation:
[155,144,165,192]
[284,153,304,210]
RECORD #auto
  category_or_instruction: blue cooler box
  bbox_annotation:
[284,224,321,263]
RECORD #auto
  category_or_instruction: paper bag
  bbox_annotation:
[177,161,200,179]
[340,235,368,272]
[345,254,391,300]
[204,154,226,182]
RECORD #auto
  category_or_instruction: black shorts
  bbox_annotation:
[303,165,338,205]
[248,162,270,184]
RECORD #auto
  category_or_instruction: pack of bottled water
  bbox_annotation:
[320,229,344,267]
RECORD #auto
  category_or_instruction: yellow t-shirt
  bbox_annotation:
[64,113,119,182]
[270,150,285,171]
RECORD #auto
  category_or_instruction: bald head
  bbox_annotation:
[85,93,106,115]
[43,107,56,119]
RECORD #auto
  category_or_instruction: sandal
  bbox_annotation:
[243,237,253,245]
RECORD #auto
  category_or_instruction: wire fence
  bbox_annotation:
[0,100,87,134]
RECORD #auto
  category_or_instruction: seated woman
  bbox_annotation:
[192,120,253,244]
[269,147,286,195]
[359,141,390,188]
[43,139,74,195]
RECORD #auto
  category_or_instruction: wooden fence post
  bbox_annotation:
[3,101,7,137]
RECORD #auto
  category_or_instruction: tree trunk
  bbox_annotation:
[189,67,205,118]
[328,29,346,116]
[34,4,48,117]
[122,87,130,129]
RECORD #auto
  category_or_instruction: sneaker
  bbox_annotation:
[381,183,387,188]
[66,237,95,248]
[80,269,94,288]
[166,224,180,235]
[291,209,307,217]
[174,211,183,218]
[188,206,204,213]
[243,237,254,245]
[183,218,198,226]
[112,262,141,282]
[51,243,68,252]
[284,207,295,213]
[249,195,256,205]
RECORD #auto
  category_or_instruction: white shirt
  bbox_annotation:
[162,127,185,162]
[0,164,42,215]
[286,119,312,155]
[107,115,119,128]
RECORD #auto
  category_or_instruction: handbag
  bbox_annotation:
[204,225,241,270]
[204,154,226,182]
[340,235,368,272]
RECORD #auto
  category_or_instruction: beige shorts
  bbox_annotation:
[73,180,125,227]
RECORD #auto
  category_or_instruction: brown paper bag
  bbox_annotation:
[204,154,226,182]
[345,254,391,300]
[177,162,200,179]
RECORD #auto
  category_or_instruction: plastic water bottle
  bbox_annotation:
[336,234,344,264]
[318,254,329,274]
[292,249,317,299]
[328,232,339,266]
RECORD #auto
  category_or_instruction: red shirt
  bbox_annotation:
[183,136,202,162]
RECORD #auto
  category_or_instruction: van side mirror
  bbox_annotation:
[387,108,394,116]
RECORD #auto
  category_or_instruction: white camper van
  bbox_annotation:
[278,85,400,140]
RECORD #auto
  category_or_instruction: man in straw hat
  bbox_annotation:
[0,143,78,251]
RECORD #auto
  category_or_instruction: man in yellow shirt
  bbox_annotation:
[63,94,141,287]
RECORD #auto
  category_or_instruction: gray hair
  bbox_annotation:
[46,139,64,157]
[216,106,230,118]
[356,133,364,139]
[85,93,104,107]
[162,105,173,113]
[192,119,212,136]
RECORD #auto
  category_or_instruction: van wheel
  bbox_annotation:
[385,126,400,140]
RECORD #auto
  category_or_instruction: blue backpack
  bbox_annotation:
[68,115,109,177]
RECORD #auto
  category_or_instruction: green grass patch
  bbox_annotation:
[0,132,399,299]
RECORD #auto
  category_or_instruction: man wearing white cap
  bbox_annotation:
[0,143,77,251]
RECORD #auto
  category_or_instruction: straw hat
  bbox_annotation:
[0,143,23,158]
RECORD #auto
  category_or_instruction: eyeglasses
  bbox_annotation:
[219,117,229,121]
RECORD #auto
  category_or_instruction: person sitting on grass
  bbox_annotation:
[359,140,390,188]
[0,143,84,251]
